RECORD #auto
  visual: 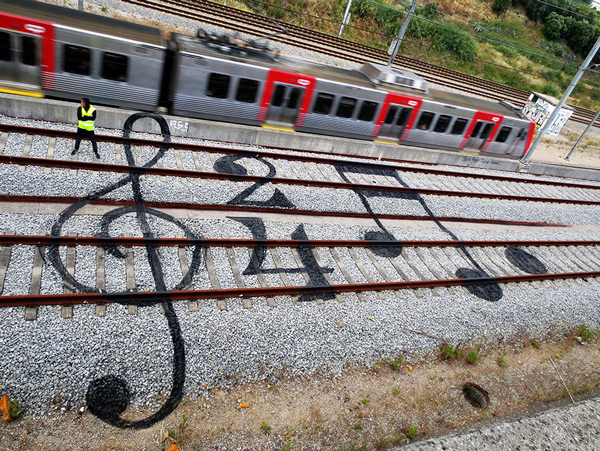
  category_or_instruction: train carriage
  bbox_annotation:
[0,0,167,110]
[0,0,535,158]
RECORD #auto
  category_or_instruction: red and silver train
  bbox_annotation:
[0,0,535,157]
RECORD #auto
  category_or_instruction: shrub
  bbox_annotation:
[492,0,511,16]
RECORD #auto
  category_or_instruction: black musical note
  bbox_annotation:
[335,164,503,302]
[46,113,204,429]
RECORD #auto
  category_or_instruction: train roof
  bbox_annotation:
[172,32,525,119]
[0,0,164,47]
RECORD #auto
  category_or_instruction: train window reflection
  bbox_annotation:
[471,121,483,137]
[451,118,468,134]
[313,93,334,114]
[0,32,10,62]
[63,45,91,76]
[384,106,397,124]
[236,78,259,103]
[495,126,512,143]
[357,101,377,121]
[21,36,37,66]
[397,108,411,127]
[434,114,451,133]
[102,52,128,82]
[206,73,230,98]
[288,88,300,109]
[336,97,356,118]
[416,111,434,130]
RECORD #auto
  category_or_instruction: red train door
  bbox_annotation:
[0,12,55,92]
[460,112,503,152]
[372,93,422,141]
[258,69,316,127]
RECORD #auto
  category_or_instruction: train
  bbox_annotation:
[0,0,535,158]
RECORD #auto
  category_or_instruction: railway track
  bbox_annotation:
[1,118,600,319]
[121,0,598,125]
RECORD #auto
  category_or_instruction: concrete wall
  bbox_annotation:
[2,93,599,182]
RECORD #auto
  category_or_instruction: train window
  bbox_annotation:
[450,118,468,134]
[397,108,411,127]
[357,101,378,122]
[21,36,37,66]
[433,115,451,133]
[288,88,300,109]
[384,106,397,124]
[336,97,356,118]
[0,32,10,62]
[416,111,434,130]
[471,121,483,137]
[235,78,259,103]
[313,93,334,115]
[63,45,91,76]
[102,52,128,82]
[206,73,230,98]
[271,85,285,106]
[495,126,512,143]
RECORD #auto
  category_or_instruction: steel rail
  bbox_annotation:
[2,123,599,190]
[0,234,596,248]
[0,195,567,227]
[2,154,597,205]
[2,270,599,307]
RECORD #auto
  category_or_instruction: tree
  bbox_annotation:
[492,0,511,15]
[543,12,567,41]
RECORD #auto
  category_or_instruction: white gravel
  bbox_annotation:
[0,0,598,434]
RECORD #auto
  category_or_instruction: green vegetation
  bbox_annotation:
[8,398,24,420]
[530,337,542,349]
[578,324,596,343]
[232,0,600,108]
[405,425,419,439]
[260,420,272,434]
[497,355,506,367]
[465,349,481,365]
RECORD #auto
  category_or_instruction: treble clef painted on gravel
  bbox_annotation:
[46,113,204,429]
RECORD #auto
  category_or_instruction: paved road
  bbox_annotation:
[401,397,600,450]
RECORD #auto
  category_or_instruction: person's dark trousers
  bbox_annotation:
[74,128,98,154]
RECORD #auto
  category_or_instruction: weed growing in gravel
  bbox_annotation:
[167,414,188,446]
[392,387,399,395]
[362,398,369,405]
[530,338,541,349]
[466,348,481,365]
[441,344,458,360]
[260,420,272,434]
[405,425,419,438]
[7,398,24,420]
[497,355,506,367]
[577,325,596,343]
[390,356,405,371]
[352,422,363,430]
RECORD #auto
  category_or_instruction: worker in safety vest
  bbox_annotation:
[72,98,99,158]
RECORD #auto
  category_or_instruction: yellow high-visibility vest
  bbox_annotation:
[78,105,95,131]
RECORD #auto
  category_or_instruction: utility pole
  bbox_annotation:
[338,0,353,38]
[388,0,418,67]
[520,35,600,165]
[78,0,83,11]
[564,107,600,160]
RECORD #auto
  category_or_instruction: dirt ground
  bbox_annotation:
[530,122,600,169]
[1,331,599,450]
[1,124,600,450]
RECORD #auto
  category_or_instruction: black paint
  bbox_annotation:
[214,155,295,208]
[47,113,204,429]
[335,164,504,301]
[455,268,503,302]
[505,247,548,274]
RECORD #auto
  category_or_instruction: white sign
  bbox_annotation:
[522,93,573,136]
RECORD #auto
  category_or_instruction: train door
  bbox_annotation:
[266,83,304,124]
[0,31,40,86]
[463,120,495,151]
[377,104,413,139]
